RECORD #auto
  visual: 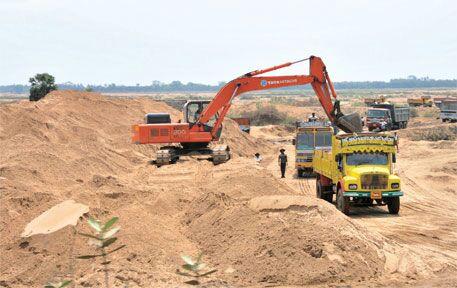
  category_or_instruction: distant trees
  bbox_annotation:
[29,73,57,101]
[0,75,452,95]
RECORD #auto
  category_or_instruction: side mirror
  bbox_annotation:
[392,154,396,163]
[292,139,296,145]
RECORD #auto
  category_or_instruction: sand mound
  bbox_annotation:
[184,193,402,286]
[219,120,272,157]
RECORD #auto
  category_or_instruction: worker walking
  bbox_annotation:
[278,148,288,178]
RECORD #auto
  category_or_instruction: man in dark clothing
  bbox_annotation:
[278,148,288,178]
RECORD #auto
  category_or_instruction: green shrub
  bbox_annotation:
[177,253,217,285]
[29,73,57,101]
[410,108,418,118]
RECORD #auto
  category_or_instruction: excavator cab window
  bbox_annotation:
[184,101,219,128]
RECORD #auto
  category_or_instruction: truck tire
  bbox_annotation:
[442,119,447,123]
[387,197,400,214]
[323,190,333,203]
[297,169,303,178]
[336,188,350,215]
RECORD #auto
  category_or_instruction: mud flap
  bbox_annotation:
[337,112,363,133]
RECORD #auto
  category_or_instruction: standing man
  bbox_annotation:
[278,148,288,178]
[393,132,399,152]
[308,112,318,122]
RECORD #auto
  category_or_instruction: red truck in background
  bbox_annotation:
[230,117,251,134]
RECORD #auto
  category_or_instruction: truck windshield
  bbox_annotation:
[346,152,388,165]
[296,132,314,150]
[367,110,387,118]
[315,132,332,148]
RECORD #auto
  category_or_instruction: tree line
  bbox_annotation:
[1,76,456,94]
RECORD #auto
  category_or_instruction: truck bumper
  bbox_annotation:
[343,191,403,197]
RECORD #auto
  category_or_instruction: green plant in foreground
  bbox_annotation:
[79,217,122,254]
[177,253,217,285]
[78,217,125,288]
[44,280,72,288]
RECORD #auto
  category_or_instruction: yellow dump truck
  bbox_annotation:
[363,95,385,106]
[293,121,332,177]
[313,131,402,215]
[407,96,433,107]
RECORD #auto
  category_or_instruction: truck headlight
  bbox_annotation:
[391,183,400,189]
[348,184,357,190]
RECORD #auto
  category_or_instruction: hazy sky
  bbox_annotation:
[1,0,456,85]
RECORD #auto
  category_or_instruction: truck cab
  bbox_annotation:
[293,121,332,177]
[313,132,402,215]
[365,108,392,131]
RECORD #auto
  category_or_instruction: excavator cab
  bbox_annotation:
[183,100,210,124]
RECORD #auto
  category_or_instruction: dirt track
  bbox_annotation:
[1,91,457,287]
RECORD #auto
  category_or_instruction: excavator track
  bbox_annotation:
[211,144,231,165]
[154,145,231,166]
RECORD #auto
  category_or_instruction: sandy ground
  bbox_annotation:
[1,91,457,287]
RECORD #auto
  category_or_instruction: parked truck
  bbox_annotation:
[363,95,385,106]
[407,96,432,107]
[440,100,457,123]
[366,103,410,131]
[293,121,332,177]
[313,132,402,215]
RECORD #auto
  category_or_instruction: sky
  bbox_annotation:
[1,0,456,85]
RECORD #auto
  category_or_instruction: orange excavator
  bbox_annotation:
[132,56,362,165]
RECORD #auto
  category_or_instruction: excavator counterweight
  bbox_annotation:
[132,56,362,165]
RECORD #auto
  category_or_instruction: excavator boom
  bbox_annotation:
[197,56,360,137]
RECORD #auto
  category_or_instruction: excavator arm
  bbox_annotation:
[197,56,360,137]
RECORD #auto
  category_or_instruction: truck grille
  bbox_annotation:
[361,174,388,189]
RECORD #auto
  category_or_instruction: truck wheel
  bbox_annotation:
[316,180,323,199]
[323,191,333,203]
[368,127,373,132]
[336,188,350,215]
[442,119,447,123]
[386,197,400,214]
[297,169,303,178]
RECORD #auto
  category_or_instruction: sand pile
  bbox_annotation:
[0,91,275,287]
[184,193,386,286]
[0,91,442,287]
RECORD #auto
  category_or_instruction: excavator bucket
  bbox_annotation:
[336,113,363,133]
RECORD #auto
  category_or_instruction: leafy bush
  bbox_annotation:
[29,73,57,101]
[410,107,418,118]
[78,216,125,288]
[177,253,217,285]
